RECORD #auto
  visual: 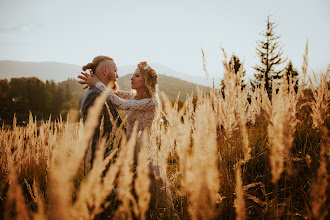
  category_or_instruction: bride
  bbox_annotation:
[78,61,172,217]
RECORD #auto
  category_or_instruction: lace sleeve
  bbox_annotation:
[115,90,135,100]
[95,81,156,111]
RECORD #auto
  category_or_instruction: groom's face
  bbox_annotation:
[106,60,118,83]
[99,60,118,85]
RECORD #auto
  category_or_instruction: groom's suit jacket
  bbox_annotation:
[81,86,123,173]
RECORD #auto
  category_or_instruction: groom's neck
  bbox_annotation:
[97,75,109,86]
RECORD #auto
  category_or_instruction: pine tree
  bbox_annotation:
[221,54,246,96]
[283,60,299,93]
[0,79,9,98]
[252,16,286,99]
[64,84,72,100]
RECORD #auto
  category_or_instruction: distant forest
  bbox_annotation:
[0,77,84,125]
[0,75,202,125]
[0,74,208,125]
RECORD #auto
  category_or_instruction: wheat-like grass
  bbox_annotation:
[268,77,297,184]
[1,45,329,219]
[234,163,246,220]
[135,131,151,220]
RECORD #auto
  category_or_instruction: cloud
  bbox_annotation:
[0,23,43,34]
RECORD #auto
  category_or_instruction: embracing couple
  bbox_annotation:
[78,55,172,218]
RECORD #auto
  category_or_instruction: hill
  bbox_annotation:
[58,75,211,102]
[0,60,81,82]
[118,63,220,87]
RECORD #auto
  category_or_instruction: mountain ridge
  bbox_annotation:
[0,60,218,86]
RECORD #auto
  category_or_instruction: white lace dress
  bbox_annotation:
[95,82,173,213]
[95,82,156,138]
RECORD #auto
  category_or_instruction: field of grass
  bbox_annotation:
[0,48,329,219]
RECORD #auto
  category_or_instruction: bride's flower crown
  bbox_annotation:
[138,61,158,83]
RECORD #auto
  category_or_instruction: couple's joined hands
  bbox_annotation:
[78,71,100,89]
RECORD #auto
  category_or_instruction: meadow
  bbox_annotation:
[0,46,329,219]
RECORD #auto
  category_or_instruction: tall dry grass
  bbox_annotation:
[0,44,329,219]
[307,63,329,220]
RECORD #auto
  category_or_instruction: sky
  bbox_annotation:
[0,0,329,81]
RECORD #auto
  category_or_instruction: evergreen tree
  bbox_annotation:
[221,54,246,96]
[252,16,286,99]
[283,60,299,93]
[0,79,9,98]
[64,84,72,100]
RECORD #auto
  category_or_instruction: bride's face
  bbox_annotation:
[131,68,145,90]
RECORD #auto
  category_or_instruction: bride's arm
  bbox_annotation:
[115,90,135,100]
[96,82,156,111]
[78,72,134,100]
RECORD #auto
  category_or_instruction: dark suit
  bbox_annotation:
[81,86,122,175]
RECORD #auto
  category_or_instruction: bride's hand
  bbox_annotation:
[78,71,100,89]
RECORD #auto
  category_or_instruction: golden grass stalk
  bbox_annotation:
[268,76,297,184]
[219,48,251,161]
[308,69,329,129]
[218,47,238,137]
[309,143,328,219]
[135,131,151,220]
[201,48,209,79]
[160,92,190,170]
[175,99,193,192]
[5,166,30,220]
[73,107,124,217]
[234,163,246,220]
[48,90,109,219]
[24,178,46,220]
[237,75,251,162]
[307,64,329,219]
[158,93,176,168]
[298,41,309,99]
[188,95,219,220]
[114,123,139,219]
[246,85,262,124]
[72,139,118,219]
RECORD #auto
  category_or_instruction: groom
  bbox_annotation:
[80,56,123,175]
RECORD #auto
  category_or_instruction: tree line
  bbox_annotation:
[0,78,83,125]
